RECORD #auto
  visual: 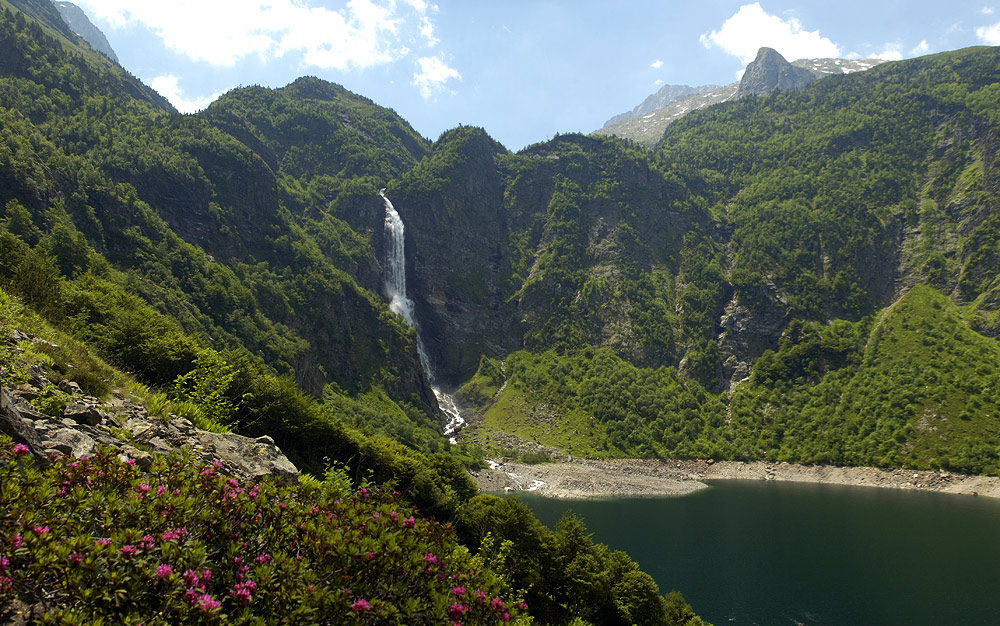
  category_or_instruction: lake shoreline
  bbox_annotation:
[469,457,1000,499]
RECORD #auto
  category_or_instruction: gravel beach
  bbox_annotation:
[469,457,1000,499]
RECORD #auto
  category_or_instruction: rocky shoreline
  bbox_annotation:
[469,457,1000,499]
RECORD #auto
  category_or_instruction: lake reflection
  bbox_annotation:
[513,480,1000,626]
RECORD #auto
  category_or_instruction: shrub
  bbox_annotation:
[0,438,527,625]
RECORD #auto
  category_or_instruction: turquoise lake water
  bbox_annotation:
[514,480,1000,626]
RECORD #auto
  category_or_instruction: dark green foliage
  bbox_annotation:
[462,348,726,459]
[455,495,705,626]
[728,285,1000,471]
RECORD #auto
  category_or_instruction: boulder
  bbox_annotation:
[0,385,50,467]
[57,380,83,395]
[62,401,103,426]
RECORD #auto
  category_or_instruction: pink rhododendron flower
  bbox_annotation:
[404,516,416,528]
[12,443,29,456]
[183,569,201,588]
[67,552,84,565]
[351,598,370,613]
[33,525,49,535]
[197,593,221,613]
[155,564,173,578]
[120,545,137,557]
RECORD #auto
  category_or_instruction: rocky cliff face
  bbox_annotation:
[53,1,119,63]
[394,127,521,385]
[736,47,818,99]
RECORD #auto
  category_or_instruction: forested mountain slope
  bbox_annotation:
[3,0,1000,479]
[451,47,1000,474]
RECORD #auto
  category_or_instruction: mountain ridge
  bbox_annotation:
[595,47,885,145]
[52,0,118,62]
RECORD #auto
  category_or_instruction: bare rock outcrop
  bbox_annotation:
[1,331,298,484]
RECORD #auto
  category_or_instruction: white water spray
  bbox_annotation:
[380,189,466,442]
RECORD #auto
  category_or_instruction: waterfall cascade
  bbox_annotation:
[380,189,465,442]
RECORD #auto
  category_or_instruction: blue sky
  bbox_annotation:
[71,0,1000,150]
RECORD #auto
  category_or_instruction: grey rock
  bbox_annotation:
[12,400,50,422]
[0,385,50,466]
[603,83,720,127]
[63,401,103,426]
[45,427,97,458]
[119,445,155,472]
[204,431,299,485]
[57,380,83,395]
[3,371,299,484]
[736,47,818,99]
[53,1,119,63]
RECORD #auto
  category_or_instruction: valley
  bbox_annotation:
[2,0,1000,623]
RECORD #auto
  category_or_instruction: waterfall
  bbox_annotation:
[380,189,466,442]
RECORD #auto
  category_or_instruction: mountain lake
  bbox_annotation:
[513,480,1000,626]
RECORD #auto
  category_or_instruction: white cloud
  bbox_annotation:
[419,16,439,47]
[977,21,1000,44]
[412,55,460,99]
[909,40,930,55]
[700,2,841,65]
[151,74,220,113]
[982,6,995,15]
[653,79,664,86]
[650,59,663,69]
[877,42,904,61]
[75,0,440,71]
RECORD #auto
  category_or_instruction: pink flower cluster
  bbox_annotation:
[230,578,257,606]
[155,563,173,579]
[160,527,188,542]
[448,602,469,619]
[0,554,9,593]
[182,568,211,590]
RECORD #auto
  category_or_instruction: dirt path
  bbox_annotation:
[469,457,1000,499]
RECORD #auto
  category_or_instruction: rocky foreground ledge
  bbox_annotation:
[0,333,298,485]
[470,457,1000,499]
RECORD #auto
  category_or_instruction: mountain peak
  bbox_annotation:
[736,47,817,99]
[52,1,119,63]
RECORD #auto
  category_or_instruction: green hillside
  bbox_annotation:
[4,0,1000,618]
[0,4,714,623]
